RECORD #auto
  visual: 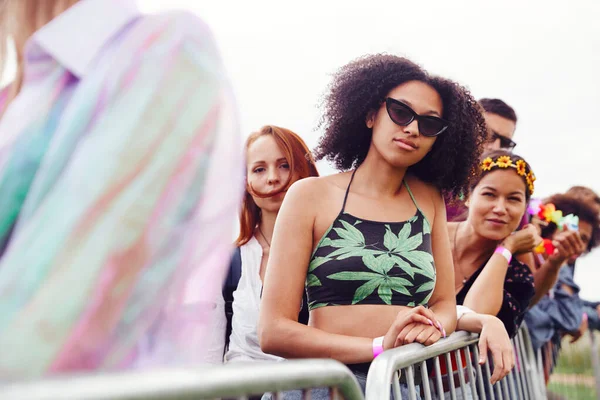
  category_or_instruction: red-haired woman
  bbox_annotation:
[225,125,319,363]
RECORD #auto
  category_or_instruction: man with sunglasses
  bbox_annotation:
[446,98,518,221]
[479,98,518,152]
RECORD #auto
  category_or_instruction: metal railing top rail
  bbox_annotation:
[0,359,366,400]
[365,330,480,399]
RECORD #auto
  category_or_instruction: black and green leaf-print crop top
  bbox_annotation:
[306,169,436,310]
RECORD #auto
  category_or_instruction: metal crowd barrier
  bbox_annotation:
[590,329,600,398]
[0,325,555,400]
[365,326,546,400]
[0,359,365,400]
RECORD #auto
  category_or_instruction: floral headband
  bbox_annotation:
[481,155,535,195]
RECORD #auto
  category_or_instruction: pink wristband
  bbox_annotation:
[373,336,384,359]
[494,246,512,263]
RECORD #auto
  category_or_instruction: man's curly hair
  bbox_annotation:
[314,54,487,200]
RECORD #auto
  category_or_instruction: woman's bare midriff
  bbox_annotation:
[309,304,413,338]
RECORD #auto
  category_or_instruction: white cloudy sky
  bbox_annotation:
[141,0,600,297]
[8,0,600,299]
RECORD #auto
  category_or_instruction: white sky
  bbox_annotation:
[8,0,600,299]
[141,0,600,298]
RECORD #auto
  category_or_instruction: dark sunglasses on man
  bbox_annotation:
[385,97,449,137]
[489,131,517,151]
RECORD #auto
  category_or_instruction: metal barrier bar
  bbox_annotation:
[473,345,486,399]
[589,328,600,399]
[520,324,546,399]
[464,345,479,399]
[433,356,445,398]
[366,331,481,400]
[0,359,365,400]
[420,360,432,400]
[454,350,468,400]
[445,352,458,399]
[366,325,547,400]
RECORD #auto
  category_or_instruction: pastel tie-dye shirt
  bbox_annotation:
[0,0,242,378]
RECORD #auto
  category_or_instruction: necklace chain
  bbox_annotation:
[453,221,469,285]
[258,226,271,248]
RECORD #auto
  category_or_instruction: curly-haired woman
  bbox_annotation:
[257,54,509,397]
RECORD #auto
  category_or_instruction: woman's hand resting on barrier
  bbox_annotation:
[477,315,515,384]
[383,306,445,350]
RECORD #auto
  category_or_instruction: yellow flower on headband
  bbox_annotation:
[515,160,526,176]
[481,155,535,194]
[481,157,494,171]
[496,155,512,168]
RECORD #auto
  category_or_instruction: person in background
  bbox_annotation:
[446,98,518,222]
[450,150,585,338]
[0,0,241,378]
[225,125,318,363]
[258,54,501,398]
[565,186,600,330]
[524,193,600,388]
[479,98,518,152]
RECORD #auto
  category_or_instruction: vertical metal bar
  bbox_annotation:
[506,371,517,400]
[434,356,445,400]
[444,352,457,400]
[392,370,403,400]
[465,345,479,400]
[501,377,510,399]
[515,330,531,399]
[536,347,546,399]
[588,329,600,399]
[406,366,418,400]
[329,386,340,400]
[514,342,526,400]
[473,345,487,400]
[483,357,496,400]
[494,379,503,400]
[420,360,432,400]
[454,349,468,400]
[275,393,284,400]
[302,388,311,400]
[518,328,534,399]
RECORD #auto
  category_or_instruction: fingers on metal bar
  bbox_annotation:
[472,345,487,400]
[276,391,284,400]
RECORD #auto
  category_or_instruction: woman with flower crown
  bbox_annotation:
[449,149,586,338]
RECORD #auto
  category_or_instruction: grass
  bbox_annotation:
[547,382,596,400]
[545,332,599,399]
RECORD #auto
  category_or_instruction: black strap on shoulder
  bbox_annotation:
[341,169,358,213]
[223,247,242,354]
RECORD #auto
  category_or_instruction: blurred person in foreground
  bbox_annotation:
[0,0,241,379]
